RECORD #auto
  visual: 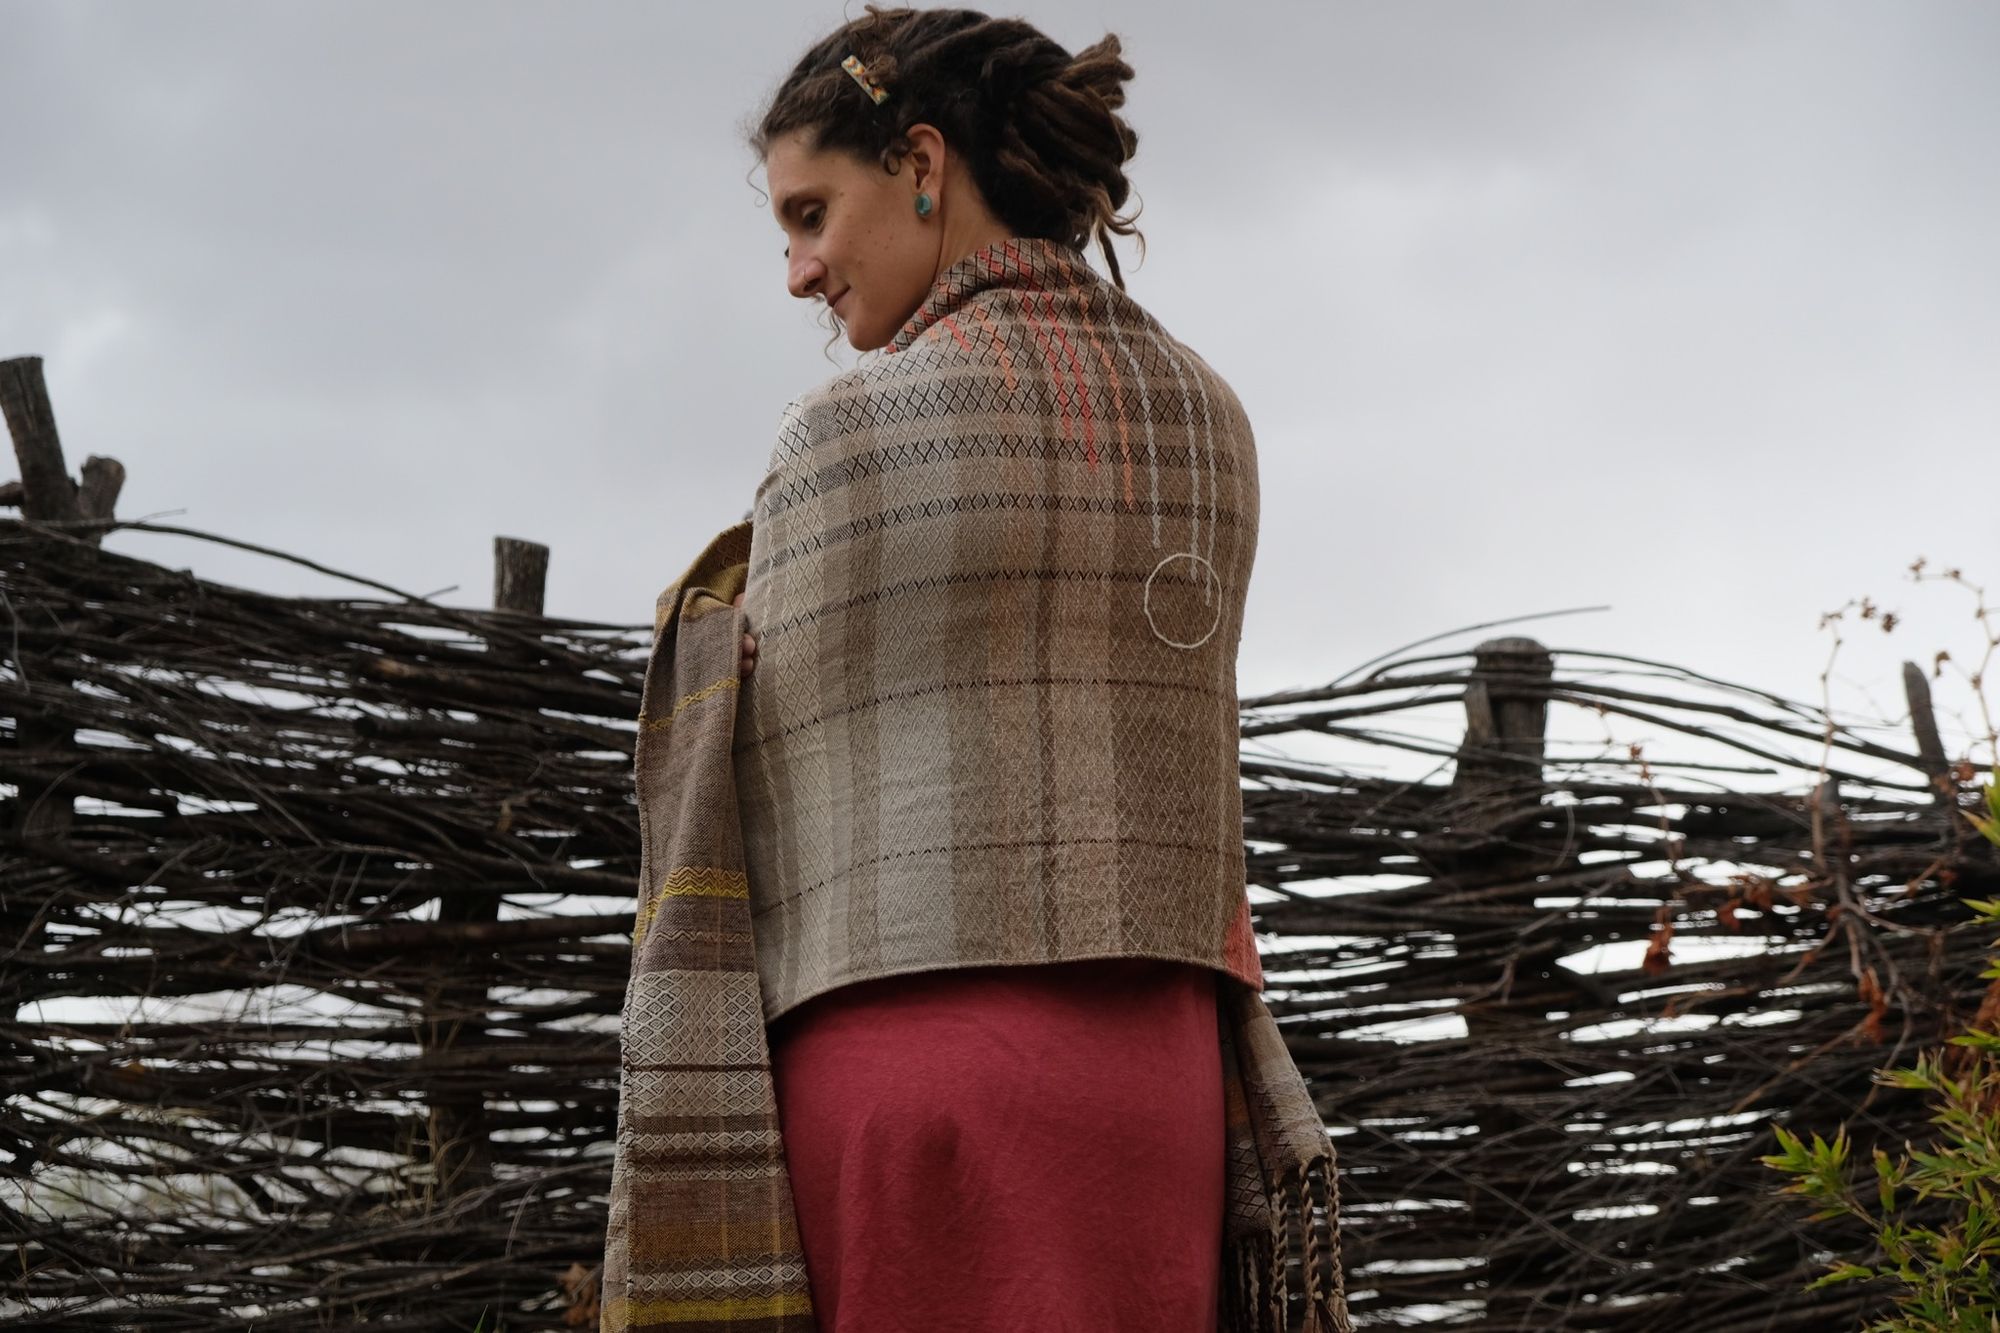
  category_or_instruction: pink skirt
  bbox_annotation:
[767,957,1225,1333]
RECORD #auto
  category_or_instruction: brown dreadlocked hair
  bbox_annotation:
[749,5,1145,289]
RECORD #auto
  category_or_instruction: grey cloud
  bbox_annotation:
[2,0,1994,745]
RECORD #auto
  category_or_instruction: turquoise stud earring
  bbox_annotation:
[914,192,934,217]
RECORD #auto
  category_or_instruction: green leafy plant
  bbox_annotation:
[1966,767,2000,849]
[1761,783,2000,1331]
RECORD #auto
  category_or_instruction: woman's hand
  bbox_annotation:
[733,592,758,677]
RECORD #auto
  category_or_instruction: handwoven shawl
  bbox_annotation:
[600,233,1352,1320]
[602,518,1351,1332]
[735,235,1273,1025]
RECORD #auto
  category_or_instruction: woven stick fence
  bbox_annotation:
[4,354,1997,1329]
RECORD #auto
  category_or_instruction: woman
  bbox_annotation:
[605,7,1346,1333]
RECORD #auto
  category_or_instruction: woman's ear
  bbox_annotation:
[902,122,946,192]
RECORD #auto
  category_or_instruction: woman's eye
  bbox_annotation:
[804,208,824,230]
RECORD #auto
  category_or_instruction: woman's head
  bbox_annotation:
[751,6,1144,352]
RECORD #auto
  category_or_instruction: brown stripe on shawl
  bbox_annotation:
[602,522,816,1333]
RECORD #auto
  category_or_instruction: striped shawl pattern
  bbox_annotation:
[735,236,1269,1025]
[604,237,1348,1330]
[603,521,815,1333]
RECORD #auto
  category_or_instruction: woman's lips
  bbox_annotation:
[831,290,849,316]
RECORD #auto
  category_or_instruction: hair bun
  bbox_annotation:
[1063,34,1135,117]
[973,38,1066,118]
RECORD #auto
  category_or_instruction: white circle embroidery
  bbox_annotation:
[1143,551,1222,650]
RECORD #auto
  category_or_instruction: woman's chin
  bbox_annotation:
[844,324,889,353]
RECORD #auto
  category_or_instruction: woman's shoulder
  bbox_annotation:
[785,340,968,431]
[770,282,1255,466]
[763,355,923,474]
[1079,291,1257,439]
[792,355,906,410]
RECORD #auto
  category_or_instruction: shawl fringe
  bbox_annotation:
[1219,1114,1353,1333]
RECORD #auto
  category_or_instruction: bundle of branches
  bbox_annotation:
[3,517,648,1329]
[1237,636,1998,1329]
[3,517,1996,1331]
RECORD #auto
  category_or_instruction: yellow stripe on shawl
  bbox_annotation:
[601,1291,816,1325]
[634,866,752,942]
[639,675,738,733]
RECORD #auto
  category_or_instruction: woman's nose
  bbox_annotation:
[787,253,826,301]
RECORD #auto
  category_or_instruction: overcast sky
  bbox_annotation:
[4,1,1996,762]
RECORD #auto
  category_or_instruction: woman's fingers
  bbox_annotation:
[732,593,756,676]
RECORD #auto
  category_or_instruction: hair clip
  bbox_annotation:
[842,54,890,105]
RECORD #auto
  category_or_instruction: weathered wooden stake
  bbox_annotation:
[422,536,553,1197]
[1449,636,1554,811]
[1,355,124,540]
[1902,660,1957,813]
[1,356,79,522]
[1,356,88,1054]
[494,537,550,617]
[1443,638,1567,1309]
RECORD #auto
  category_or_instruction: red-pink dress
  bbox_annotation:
[767,957,1225,1333]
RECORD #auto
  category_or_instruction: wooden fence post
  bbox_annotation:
[1902,661,1958,815]
[1445,635,1556,1020]
[1448,636,1554,812]
[420,537,550,1198]
[1439,637,1566,1317]
[1,358,97,1060]
[1,357,80,524]
[1,355,125,540]
[494,537,549,618]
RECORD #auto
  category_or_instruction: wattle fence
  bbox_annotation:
[5,354,1997,1330]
